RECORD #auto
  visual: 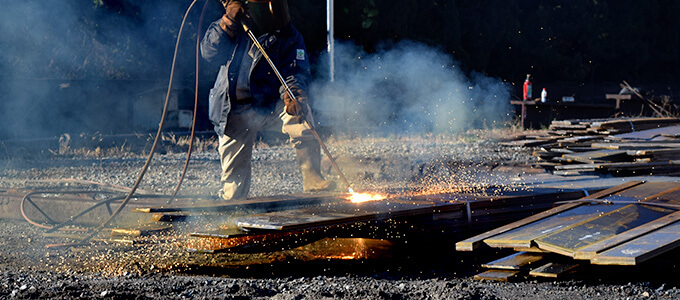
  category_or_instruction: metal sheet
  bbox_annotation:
[591,220,680,265]
[456,181,643,251]
[473,270,520,282]
[483,204,625,248]
[233,199,451,231]
[574,210,680,260]
[481,252,545,270]
[528,262,579,278]
[561,150,628,163]
[534,204,671,256]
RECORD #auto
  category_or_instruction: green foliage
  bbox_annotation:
[361,0,379,29]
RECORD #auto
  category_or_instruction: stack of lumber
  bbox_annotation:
[456,181,680,281]
[531,121,680,176]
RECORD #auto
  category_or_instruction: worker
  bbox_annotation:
[201,0,335,199]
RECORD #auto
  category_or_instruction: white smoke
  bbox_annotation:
[0,1,195,140]
[310,41,512,134]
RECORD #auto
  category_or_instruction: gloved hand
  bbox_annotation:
[280,77,310,122]
[219,0,246,36]
[282,85,309,120]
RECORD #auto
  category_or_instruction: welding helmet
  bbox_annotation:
[246,0,291,34]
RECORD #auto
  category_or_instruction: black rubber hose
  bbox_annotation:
[81,0,200,242]
[168,0,211,204]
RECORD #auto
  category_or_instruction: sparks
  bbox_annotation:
[348,192,385,203]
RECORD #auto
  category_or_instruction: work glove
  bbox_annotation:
[280,77,310,122]
[219,0,246,36]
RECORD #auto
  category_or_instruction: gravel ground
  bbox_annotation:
[1,132,679,299]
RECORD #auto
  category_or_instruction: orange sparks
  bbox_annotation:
[348,192,385,203]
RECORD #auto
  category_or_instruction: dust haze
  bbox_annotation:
[0,2,512,140]
[0,1,195,140]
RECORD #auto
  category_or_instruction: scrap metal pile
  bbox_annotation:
[12,183,589,254]
[133,188,589,254]
[503,117,680,176]
[457,181,680,281]
[9,115,680,282]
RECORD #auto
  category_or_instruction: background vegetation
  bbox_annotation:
[2,0,679,83]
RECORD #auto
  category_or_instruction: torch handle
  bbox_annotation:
[241,23,353,193]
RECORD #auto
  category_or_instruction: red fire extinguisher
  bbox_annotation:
[523,74,532,100]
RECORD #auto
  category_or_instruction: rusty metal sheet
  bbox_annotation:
[483,204,626,249]
[627,148,680,160]
[235,210,362,231]
[455,203,586,251]
[455,181,644,251]
[481,252,545,270]
[640,184,680,204]
[461,181,680,269]
[185,189,589,253]
[591,142,680,150]
[586,180,646,198]
[528,262,579,278]
[512,246,551,253]
[561,150,629,163]
[535,183,680,257]
[132,193,344,213]
[614,181,680,199]
[611,125,680,141]
[483,182,680,251]
[534,204,672,257]
[573,210,680,260]
[233,199,459,231]
[473,270,520,282]
[110,223,172,237]
[185,227,329,253]
[180,188,588,253]
[152,213,188,222]
[590,220,680,265]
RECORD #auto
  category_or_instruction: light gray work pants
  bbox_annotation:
[217,100,314,199]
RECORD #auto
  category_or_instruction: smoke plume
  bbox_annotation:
[310,41,512,135]
[0,1,198,140]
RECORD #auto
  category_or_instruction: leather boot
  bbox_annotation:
[296,141,336,192]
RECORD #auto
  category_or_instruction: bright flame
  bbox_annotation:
[348,192,385,203]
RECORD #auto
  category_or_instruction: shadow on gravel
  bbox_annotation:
[173,237,509,280]
[171,235,680,288]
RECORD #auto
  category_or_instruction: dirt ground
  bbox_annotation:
[1,132,680,299]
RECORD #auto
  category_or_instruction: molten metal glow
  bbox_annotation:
[348,192,385,203]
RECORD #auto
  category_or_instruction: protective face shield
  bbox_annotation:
[246,0,291,34]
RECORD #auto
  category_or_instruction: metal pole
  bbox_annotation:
[327,0,334,82]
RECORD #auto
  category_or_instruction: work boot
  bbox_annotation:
[296,141,336,192]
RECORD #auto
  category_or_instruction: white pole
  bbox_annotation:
[327,0,334,82]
